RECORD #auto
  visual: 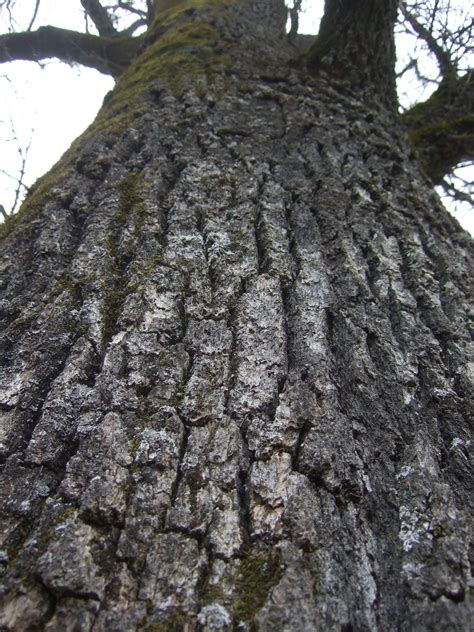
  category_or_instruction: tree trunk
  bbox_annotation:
[0,1,472,630]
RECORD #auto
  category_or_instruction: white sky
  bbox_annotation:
[0,0,472,235]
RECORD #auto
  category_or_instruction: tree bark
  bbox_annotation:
[306,0,399,107]
[0,1,472,630]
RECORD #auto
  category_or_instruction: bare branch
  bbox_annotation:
[80,0,117,37]
[0,0,16,31]
[396,57,417,79]
[0,114,33,215]
[399,0,456,81]
[0,25,142,76]
[27,0,41,32]
[11,134,32,214]
[437,161,474,215]
[0,165,31,214]
[440,176,474,205]
[121,17,147,36]
[146,0,155,22]
[116,0,148,19]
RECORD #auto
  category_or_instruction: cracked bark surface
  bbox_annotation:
[0,0,473,630]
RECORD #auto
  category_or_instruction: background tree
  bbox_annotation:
[0,1,472,630]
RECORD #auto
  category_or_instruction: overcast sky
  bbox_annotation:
[0,0,472,235]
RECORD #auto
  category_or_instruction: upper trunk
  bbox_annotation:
[0,1,472,631]
[306,0,399,108]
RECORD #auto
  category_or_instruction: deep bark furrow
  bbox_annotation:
[292,94,470,628]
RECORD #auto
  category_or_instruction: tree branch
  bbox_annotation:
[399,1,456,82]
[116,0,148,20]
[80,0,117,37]
[440,175,474,206]
[0,25,142,76]
[288,0,302,42]
[121,18,148,37]
[403,70,474,184]
[305,0,399,106]
[146,0,154,22]
[27,0,41,31]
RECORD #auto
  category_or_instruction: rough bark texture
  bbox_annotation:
[0,1,473,630]
[306,0,398,106]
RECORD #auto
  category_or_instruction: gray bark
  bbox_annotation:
[0,1,472,630]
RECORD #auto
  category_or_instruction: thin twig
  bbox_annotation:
[27,0,41,31]
[11,134,32,214]
[399,0,456,81]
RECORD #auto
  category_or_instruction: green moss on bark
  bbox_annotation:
[408,113,474,184]
[231,550,284,625]
[101,172,143,343]
[138,608,193,631]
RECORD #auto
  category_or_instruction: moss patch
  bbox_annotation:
[231,550,284,626]
[117,171,146,234]
[101,0,239,129]
[101,172,144,343]
[118,172,144,217]
[200,580,227,607]
[408,112,474,145]
[102,282,134,343]
[137,609,194,631]
[153,0,237,25]
[4,520,34,570]
[408,113,474,183]
[108,21,221,111]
